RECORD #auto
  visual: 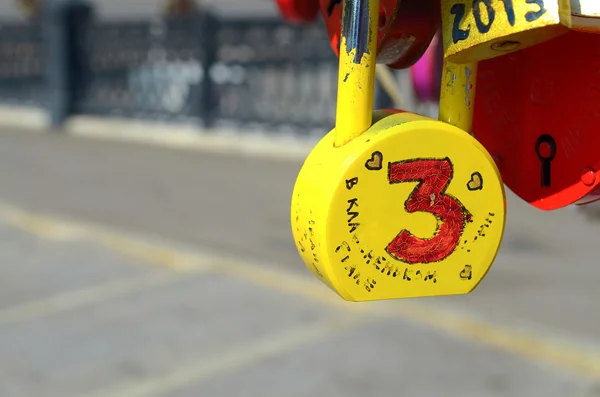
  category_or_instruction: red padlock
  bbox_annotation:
[473,30,600,211]
[320,0,440,69]
[274,0,320,23]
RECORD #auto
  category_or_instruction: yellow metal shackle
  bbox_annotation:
[334,0,479,137]
[439,60,478,133]
[334,0,380,147]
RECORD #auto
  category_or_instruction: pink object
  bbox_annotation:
[410,31,442,103]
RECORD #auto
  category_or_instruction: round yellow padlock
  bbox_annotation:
[291,111,506,301]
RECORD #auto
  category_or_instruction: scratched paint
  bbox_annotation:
[333,0,379,147]
[465,66,473,106]
[439,60,478,133]
[341,0,371,64]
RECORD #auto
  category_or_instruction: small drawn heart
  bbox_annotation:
[365,151,383,171]
[460,265,472,280]
[467,172,483,191]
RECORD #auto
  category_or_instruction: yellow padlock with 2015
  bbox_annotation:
[290,0,507,301]
[442,0,572,64]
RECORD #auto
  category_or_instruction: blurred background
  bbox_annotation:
[0,0,599,396]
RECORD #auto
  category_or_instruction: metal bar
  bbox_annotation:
[334,0,380,147]
[43,0,70,129]
[438,60,477,133]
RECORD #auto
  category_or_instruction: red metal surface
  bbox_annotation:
[274,0,320,23]
[320,0,440,69]
[473,30,600,211]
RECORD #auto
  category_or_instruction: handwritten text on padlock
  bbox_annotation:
[442,0,569,62]
[450,0,547,44]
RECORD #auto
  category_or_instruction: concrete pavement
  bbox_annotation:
[0,128,600,396]
[0,201,595,397]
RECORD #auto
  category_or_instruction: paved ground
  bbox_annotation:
[1,128,600,396]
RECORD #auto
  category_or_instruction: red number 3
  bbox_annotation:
[386,158,471,264]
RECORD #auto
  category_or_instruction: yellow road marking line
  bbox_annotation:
[0,207,87,241]
[0,203,219,324]
[216,259,600,379]
[0,203,219,271]
[388,304,600,379]
[0,272,202,326]
[0,202,599,380]
[83,317,361,397]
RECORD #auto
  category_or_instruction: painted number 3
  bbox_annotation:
[450,0,547,44]
[386,158,471,264]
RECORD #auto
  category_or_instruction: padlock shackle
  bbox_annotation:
[438,60,477,133]
[334,0,380,147]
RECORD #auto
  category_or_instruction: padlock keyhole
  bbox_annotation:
[535,134,556,188]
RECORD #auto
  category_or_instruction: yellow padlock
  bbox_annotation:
[442,0,572,64]
[291,0,506,301]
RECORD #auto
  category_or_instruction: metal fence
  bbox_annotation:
[0,22,46,107]
[0,3,339,136]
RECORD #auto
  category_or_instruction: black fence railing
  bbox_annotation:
[0,22,45,107]
[0,2,340,136]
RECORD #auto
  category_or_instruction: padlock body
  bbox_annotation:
[473,30,600,210]
[292,111,506,301]
[442,0,572,63]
